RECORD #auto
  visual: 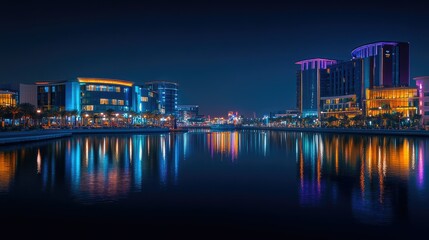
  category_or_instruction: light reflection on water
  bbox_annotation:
[0,130,428,228]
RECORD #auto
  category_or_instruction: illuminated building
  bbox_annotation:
[177,105,199,123]
[19,81,80,112]
[320,94,361,118]
[144,81,178,115]
[414,76,429,129]
[79,77,132,114]
[0,90,18,107]
[296,58,337,117]
[351,41,410,89]
[132,86,159,113]
[365,87,418,117]
[320,59,364,118]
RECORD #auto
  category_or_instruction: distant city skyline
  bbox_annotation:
[1,1,428,117]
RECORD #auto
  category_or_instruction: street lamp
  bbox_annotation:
[36,109,41,127]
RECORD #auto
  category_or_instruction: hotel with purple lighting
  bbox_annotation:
[297,41,418,121]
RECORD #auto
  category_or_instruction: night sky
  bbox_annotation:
[1,1,428,117]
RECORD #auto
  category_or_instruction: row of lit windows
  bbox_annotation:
[86,85,124,93]
[0,94,17,107]
[324,98,356,104]
[99,98,125,105]
[141,97,148,102]
[366,89,417,99]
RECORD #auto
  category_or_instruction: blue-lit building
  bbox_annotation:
[144,81,178,116]
[320,59,364,118]
[298,41,412,119]
[177,105,199,123]
[351,41,410,89]
[79,78,133,114]
[132,85,159,113]
[296,58,337,117]
[19,81,80,112]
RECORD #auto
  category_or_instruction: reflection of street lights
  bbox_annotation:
[85,114,89,126]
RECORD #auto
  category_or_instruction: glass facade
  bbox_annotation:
[296,59,336,117]
[352,42,410,88]
[365,87,418,117]
[144,81,178,115]
[321,94,361,118]
[79,78,132,114]
[0,90,18,107]
[321,59,364,111]
[36,82,66,111]
[132,86,159,114]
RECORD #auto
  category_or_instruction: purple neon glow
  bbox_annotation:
[418,143,424,189]
[351,41,399,59]
[295,58,337,71]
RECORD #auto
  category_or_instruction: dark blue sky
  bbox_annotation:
[1,1,428,117]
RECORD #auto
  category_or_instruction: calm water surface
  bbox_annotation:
[1,130,428,238]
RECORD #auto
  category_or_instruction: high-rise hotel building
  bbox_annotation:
[297,41,417,119]
[296,58,337,117]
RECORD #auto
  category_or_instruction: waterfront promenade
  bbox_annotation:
[240,126,429,137]
[0,127,170,146]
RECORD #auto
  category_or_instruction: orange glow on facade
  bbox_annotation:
[366,87,418,117]
[77,77,134,87]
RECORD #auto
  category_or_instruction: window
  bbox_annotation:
[425,111,429,116]
[85,85,94,91]
[111,99,117,105]
[116,87,121,92]
[141,97,148,102]
[84,105,94,111]
[118,100,124,105]
[424,102,429,106]
[149,92,154,97]
[100,98,109,105]
[424,92,429,97]
[108,86,114,92]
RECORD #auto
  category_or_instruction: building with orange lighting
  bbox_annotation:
[298,41,413,119]
[0,90,18,108]
[365,87,418,117]
[414,76,429,129]
[78,78,133,114]
[320,94,361,119]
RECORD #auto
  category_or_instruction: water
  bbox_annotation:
[0,130,428,238]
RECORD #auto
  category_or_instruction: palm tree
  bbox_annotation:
[106,108,115,127]
[69,109,79,127]
[7,105,21,126]
[326,116,338,127]
[128,111,137,126]
[19,103,36,127]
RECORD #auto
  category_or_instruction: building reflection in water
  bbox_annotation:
[0,152,17,193]
[296,133,429,225]
[207,130,272,161]
[61,134,184,203]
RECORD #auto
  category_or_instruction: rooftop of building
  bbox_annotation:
[77,77,134,87]
[145,80,179,86]
[351,41,409,58]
